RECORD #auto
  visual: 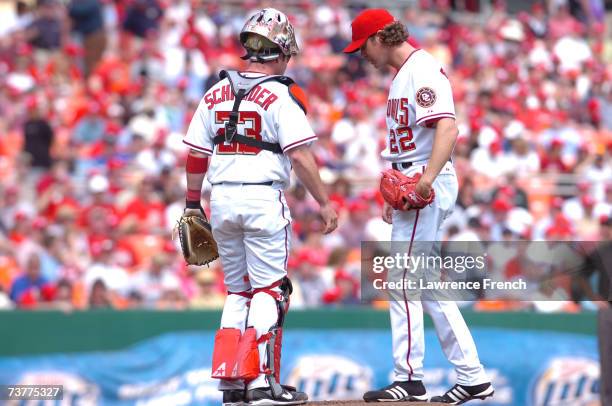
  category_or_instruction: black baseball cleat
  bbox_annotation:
[223,389,246,406]
[430,382,494,404]
[245,385,308,405]
[363,380,428,402]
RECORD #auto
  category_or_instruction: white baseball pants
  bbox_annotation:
[389,161,489,385]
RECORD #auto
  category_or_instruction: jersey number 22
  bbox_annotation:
[389,126,415,154]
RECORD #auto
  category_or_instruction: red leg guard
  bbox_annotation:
[235,327,260,381]
[252,277,292,384]
[211,328,241,379]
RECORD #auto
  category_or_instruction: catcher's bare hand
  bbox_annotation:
[382,201,393,224]
[320,203,338,234]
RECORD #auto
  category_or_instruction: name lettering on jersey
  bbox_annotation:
[204,84,279,111]
[204,85,235,109]
[386,97,410,125]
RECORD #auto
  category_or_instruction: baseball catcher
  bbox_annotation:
[180,7,338,406]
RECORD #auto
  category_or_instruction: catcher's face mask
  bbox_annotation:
[240,8,299,62]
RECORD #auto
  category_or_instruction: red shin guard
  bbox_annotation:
[235,327,260,381]
[211,328,262,381]
[211,328,241,379]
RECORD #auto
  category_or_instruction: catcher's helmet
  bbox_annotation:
[240,8,299,62]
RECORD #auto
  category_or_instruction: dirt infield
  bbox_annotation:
[309,402,445,406]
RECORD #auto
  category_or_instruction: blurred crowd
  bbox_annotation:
[0,0,610,311]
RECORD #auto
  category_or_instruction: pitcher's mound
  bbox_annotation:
[308,402,445,406]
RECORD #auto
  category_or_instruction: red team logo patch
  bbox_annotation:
[416,87,436,108]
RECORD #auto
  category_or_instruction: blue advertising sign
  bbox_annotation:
[0,329,599,406]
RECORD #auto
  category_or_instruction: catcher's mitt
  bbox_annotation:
[176,215,219,266]
[380,169,435,210]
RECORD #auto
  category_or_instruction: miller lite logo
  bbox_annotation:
[285,355,372,400]
[532,357,600,406]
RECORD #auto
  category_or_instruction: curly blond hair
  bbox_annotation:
[377,21,409,47]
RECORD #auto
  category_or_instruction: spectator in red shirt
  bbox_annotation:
[120,176,165,233]
[322,269,360,305]
[540,139,569,173]
[78,174,119,229]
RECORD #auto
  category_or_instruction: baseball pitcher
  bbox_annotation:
[344,9,494,404]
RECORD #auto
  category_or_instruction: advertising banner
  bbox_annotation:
[0,329,599,406]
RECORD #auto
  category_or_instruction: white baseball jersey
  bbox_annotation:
[382,49,456,163]
[183,72,316,187]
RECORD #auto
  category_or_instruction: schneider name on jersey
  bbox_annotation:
[183,72,316,188]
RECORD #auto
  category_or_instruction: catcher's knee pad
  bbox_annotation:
[220,291,252,329]
[251,276,292,323]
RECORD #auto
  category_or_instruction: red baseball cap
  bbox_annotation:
[343,9,395,54]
